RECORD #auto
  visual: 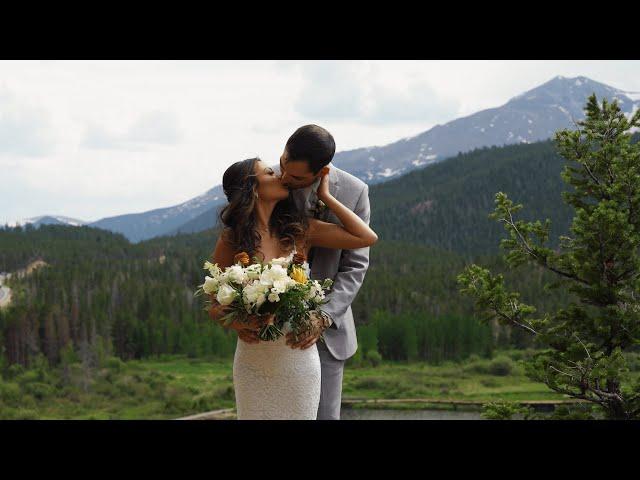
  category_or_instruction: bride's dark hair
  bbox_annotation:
[219,157,308,259]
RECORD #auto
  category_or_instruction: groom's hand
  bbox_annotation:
[286,330,321,350]
[288,330,322,350]
[286,312,328,350]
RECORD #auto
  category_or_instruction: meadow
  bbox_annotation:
[4,349,629,420]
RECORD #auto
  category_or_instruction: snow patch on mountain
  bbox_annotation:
[9,215,87,228]
[378,167,404,178]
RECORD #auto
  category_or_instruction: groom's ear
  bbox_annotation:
[320,166,330,177]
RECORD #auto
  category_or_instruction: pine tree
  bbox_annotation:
[458,95,640,419]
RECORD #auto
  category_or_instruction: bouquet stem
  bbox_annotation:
[258,323,284,341]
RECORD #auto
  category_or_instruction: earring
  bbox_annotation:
[254,192,259,200]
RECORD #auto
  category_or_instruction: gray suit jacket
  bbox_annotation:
[274,163,371,361]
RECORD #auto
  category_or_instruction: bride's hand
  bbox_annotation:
[232,312,274,332]
[208,301,232,322]
[317,169,331,203]
[237,329,261,344]
[235,313,275,344]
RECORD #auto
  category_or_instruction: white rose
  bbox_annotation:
[245,263,262,280]
[256,292,267,308]
[242,285,258,305]
[272,277,296,294]
[226,265,248,285]
[259,264,288,286]
[268,292,280,303]
[243,281,266,303]
[270,256,290,268]
[216,284,238,306]
[202,276,219,294]
[243,281,271,310]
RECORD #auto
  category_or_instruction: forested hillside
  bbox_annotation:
[369,141,572,257]
[0,223,572,368]
[369,133,640,257]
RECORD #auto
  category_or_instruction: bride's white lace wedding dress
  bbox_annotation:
[232,248,321,420]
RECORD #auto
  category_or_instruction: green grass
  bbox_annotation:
[342,360,561,403]
[1,351,637,419]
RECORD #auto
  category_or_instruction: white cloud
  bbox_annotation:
[293,61,459,125]
[363,79,460,125]
[1,60,639,227]
[294,61,366,119]
[0,88,55,156]
[82,111,183,150]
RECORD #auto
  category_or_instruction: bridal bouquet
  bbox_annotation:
[194,250,333,341]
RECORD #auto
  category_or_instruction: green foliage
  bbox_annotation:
[0,382,21,404]
[60,343,80,365]
[462,357,495,375]
[22,382,55,400]
[488,356,515,376]
[7,408,39,420]
[481,401,531,420]
[547,403,598,420]
[5,363,24,380]
[372,310,493,363]
[459,95,640,419]
[106,356,125,372]
[358,324,378,357]
[365,350,383,367]
[623,352,640,372]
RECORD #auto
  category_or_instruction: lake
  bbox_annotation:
[340,408,484,420]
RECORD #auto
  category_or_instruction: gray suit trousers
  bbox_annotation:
[316,340,346,420]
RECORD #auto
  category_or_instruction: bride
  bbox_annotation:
[208,157,377,420]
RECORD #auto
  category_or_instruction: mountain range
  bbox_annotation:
[8,75,640,243]
[6,215,87,228]
[333,75,639,183]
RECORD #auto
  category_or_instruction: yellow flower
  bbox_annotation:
[290,265,308,284]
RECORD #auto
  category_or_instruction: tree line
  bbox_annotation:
[0,222,573,369]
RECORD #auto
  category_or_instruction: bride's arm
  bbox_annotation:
[306,172,378,250]
[211,229,235,269]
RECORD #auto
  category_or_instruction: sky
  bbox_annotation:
[1,60,639,226]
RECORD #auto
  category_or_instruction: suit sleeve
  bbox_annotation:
[321,183,371,329]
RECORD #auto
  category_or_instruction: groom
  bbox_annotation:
[237,124,371,420]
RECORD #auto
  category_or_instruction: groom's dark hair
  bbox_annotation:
[285,125,336,174]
